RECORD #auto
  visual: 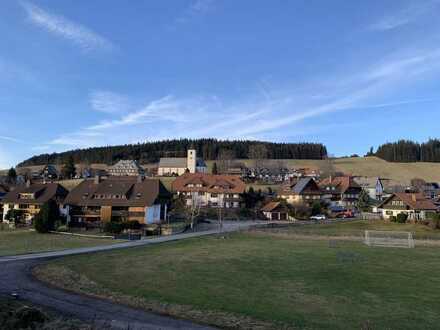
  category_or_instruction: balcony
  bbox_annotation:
[71,209,100,217]
[111,210,129,217]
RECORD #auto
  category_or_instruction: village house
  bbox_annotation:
[41,165,58,180]
[108,160,145,177]
[261,201,292,221]
[0,184,9,220]
[353,176,392,201]
[158,149,207,176]
[379,192,437,221]
[418,182,440,200]
[319,176,362,209]
[279,177,322,205]
[64,176,169,225]
[1,182,68,224]
[244,167,295,183]
[172,173,246,208]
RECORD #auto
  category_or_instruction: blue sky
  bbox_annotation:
[1,0,440,168]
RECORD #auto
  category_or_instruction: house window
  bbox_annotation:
[211,193,218,198]
[386,211,393,215]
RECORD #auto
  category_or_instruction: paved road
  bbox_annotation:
[0,221,265,329]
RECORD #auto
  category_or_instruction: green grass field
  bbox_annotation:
[35,221,440,329]
[274,220,440,241]
[0,229,119,256]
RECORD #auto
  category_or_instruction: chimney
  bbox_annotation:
[26,179,31,188]
[94,175,101,185]
[412,194,417,202]
[329,175,332,184]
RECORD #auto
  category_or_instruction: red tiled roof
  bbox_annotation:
[280,177,322,196]
[319,176,360,194]
[261,201,281,212]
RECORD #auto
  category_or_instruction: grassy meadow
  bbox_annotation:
[270,220,440,241]
[0,229,119,256]
[35,221,440,329]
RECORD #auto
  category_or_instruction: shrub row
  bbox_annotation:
[103,220,142,234]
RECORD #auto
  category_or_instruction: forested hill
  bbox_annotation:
[18,139,328,166]
[375,139,440,162]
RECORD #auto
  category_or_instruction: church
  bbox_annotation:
[157,149,207,176]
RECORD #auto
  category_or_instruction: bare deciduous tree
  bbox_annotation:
[217,149,235,173]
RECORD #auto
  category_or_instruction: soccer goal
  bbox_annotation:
[364,230,415,248]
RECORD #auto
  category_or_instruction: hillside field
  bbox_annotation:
[8,156,440,186]
[207,156,440,184]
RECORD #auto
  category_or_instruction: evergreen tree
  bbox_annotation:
[61,155,76,179]
[18,139,328,166]
[374,139,440,163]
[212,162,218,174]
[365,147,374,157]
[7,167,17,183]
[34,200,59,233]
[357,190,371,211]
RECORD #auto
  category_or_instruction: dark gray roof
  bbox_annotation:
[159,157,206,168]
[292,178,314,194]
[196,158,206,167]
[158,158,187,168]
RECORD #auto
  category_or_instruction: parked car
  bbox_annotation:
[336,210,355,218]
[310,214,326,220]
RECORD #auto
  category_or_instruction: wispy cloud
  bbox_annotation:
[20,1,114,52]
[86,95,213,131]
[89,90,131,114]
[37,45,440,151]
[369,1,439,31]
[175,0,215,24]
[0,135,23,143]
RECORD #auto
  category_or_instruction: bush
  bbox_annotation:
[123,220,141,230]
[2,306,48,330]
[103,220,142,234]
[428,217,440,229]
[311,202,322,216]
[103,221,124,234]
[396,213,408,224]
[5,209,25,226]
[239,207,253,219]
[294,204,312,220]
[34,200,60,233]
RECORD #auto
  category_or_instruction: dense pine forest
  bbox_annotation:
[374,139,440,162]
[18,139,328,166]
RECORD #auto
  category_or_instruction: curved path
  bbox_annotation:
[0,221,266,329]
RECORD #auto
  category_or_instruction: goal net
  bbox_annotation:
[364,230,415,248]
